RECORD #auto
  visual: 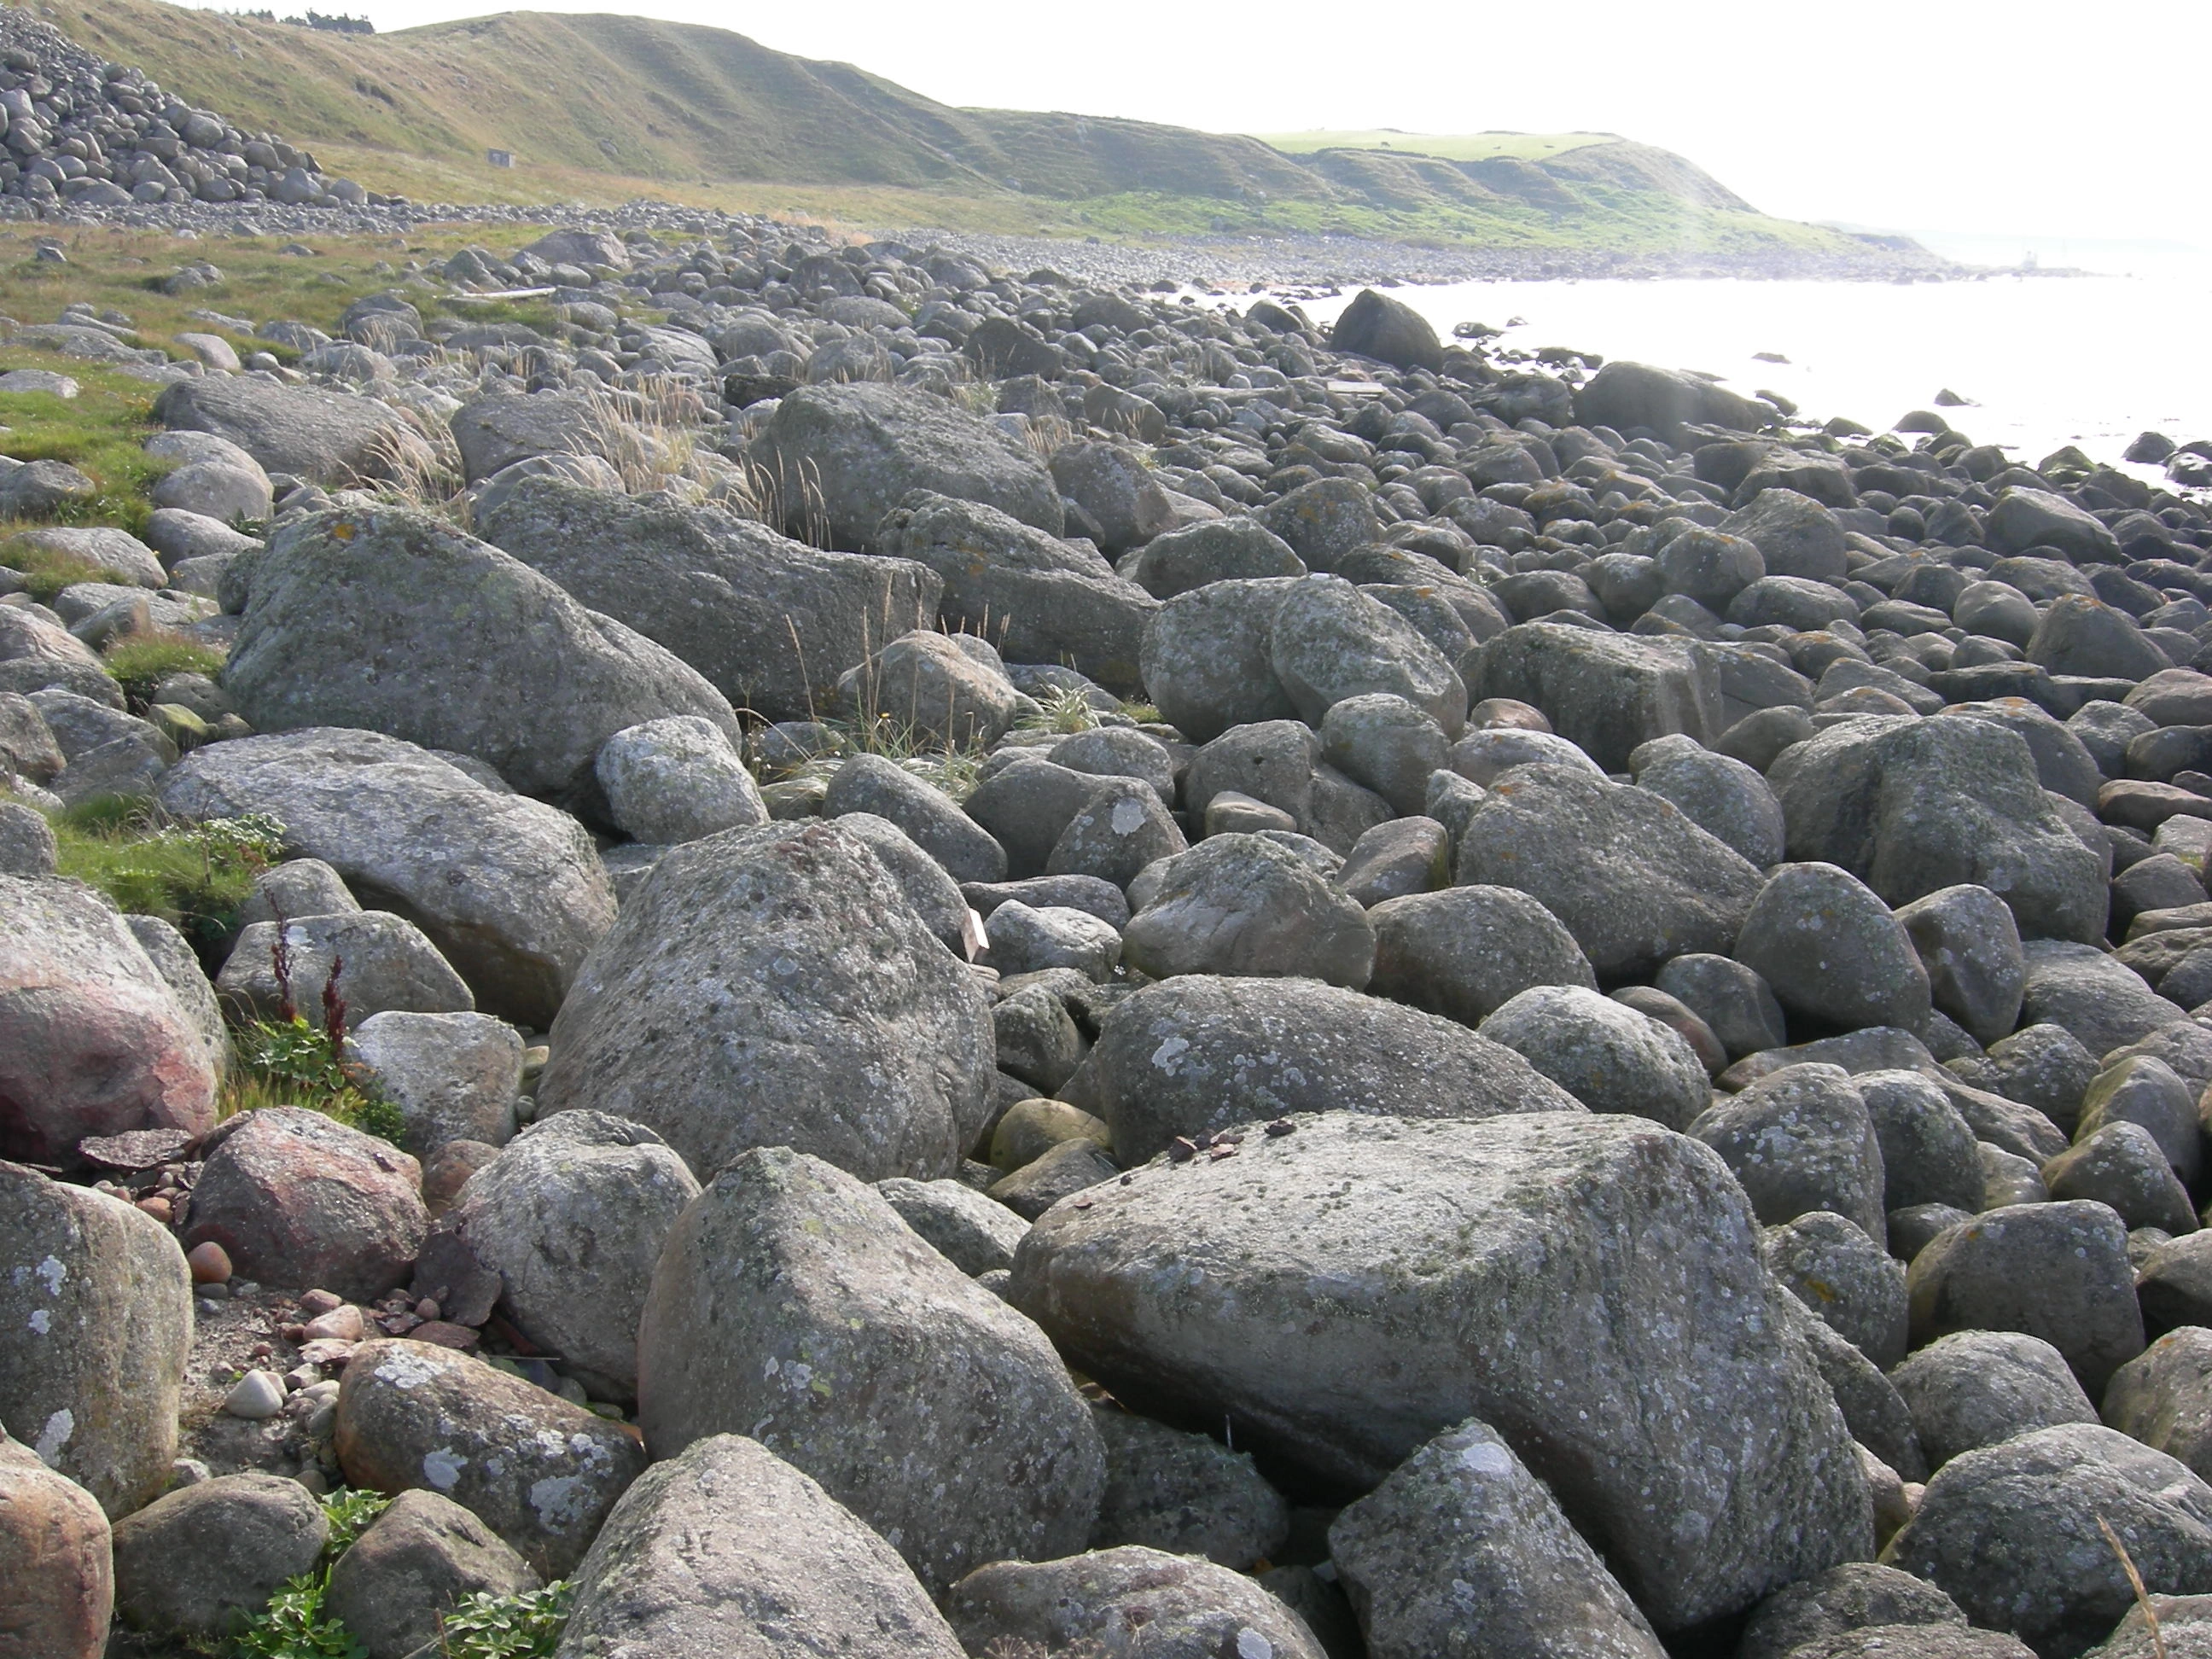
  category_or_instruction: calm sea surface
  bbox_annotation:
[1257,265,2212,478]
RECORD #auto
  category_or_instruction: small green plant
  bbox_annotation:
[227,1490,394,1658]
[1014,684,1107,736]
[229,1015,406,1143]
[104,629,229,709]
[230,1575,364,1659]
[49,808,284,951]
[432,1582,573,1659]
[0,537,114,601]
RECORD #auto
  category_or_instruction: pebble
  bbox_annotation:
[222,1370,287,1421]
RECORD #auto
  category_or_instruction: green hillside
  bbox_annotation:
[44,0,1907,260]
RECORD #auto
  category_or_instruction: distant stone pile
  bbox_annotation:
[0,3,380,212]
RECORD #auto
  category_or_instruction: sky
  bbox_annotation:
[186,0,2205,249]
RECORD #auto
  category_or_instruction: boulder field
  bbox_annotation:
[8,215,2212,1659]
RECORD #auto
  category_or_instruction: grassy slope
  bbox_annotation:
[1253,130,1614,162]
[46,0,1886,258]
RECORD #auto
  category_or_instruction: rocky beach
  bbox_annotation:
[8,9,2212,1659]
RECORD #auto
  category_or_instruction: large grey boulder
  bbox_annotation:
[1906,1202,2144,1395]
[0,1431,111,1659]
[1575,360,1768,439]
[1269,576,1467,734]
[1064,975,1583,1162]
[874,1176,1030,1277]
[336,1339,647,1577]
[1329,1416,1668,1659]
[1767,717,2107,944]
[1687,1064,1887,1241]
[1479,984,1712,1129]
[1890,1330,2098,1470]
[1720,489,1851,584]
[2105,1328,2212,1487]
[749,382,1063,549]
[476,475,941,724]
[450,390,618,482]
[1368,884,1597,1025]
[1139,578,1300,742]
[159,729,617,1028]
[1009,1111,1871,1630]
[537,822,994,1182]
[0,1162,190,1517]
[1121,833,1376,988]
[0,876,221,1165]
[323,1490,540,1659]
[2020,940,2189,1062]
[346,1009,521,1156]
[947,1545,1326,1659]
[1896,884,2028,1046]
[1088,1406,1289,1570]
[1734,863,1934,1034]
[594,716,765,846]
[636,1147,1103,1595]
[1330,288,1444,370]
[1764,1209,1909,1368]
[452,1113,700,1399]
[111,1473,327,1642]
[1883,1423,2212,1659]
[222,504,740,799]
[1738,1563,1970,1659]
[1468,622,1722,771]
[1988,487,2123,562]
[1453,764,1765,980]
[557,1433,964,1659]
[879,491,1156,695]
[154,374,428,486]
[218,910,473,1023]
[1628,732,1787,867]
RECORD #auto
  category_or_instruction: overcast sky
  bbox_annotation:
[201,0,2203,247]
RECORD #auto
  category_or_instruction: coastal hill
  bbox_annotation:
[53,0,1918,264]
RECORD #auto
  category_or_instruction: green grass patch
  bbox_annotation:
[103,630,228,708]
[49,806,282,956]
[0,537,110,601]
[0,364,168,538]
[225,1014,406,1144]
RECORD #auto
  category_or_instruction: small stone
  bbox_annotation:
[224,1371,286,1420]
[185,1241,231,1284]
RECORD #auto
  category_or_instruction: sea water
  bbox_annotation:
[1259,264,2212,477]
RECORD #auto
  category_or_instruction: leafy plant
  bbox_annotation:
[228,1014,406,1144]
[1014,684,1108,736]
[432,1582,573,1659]
[320,1487,392,1555]
[230,1575,365,1659]
[49,807,284,952]
[103,629,229,709]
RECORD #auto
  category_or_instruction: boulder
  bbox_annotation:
[476,476,941,724]
[636,1147,1103,1595]
[0,1431,110,1659]
[1329,1417,1668,1659]
[874,1175,1030,1277]
[1479,984,1712,1129]
[218,910,474,1023]
[346,1010,523,1157]
[159,729,615,1028]
[1767,717,2107,944]
[1764,1208,1909,1368]
[749,382,1063,549]
[1720,489,1851,585]
[1139,578,1300,742]
[110,1473,326,1642]
[1988,487,2123,562]
[1574,361,1768,440]
[537,822,994,1183]
[222,504,740,800]
[1738,1563,1969,1659]
[1883,1423,2212,1659]
[154,374,427,486]
[1010,1111,1870,1630]
[0,1162,189,1517]
[836,629,1027,748]
[1453,764,1765,980]
[1268,576,1467,735]
[2104,1328,2212,1487]
[556,1434,964,1659]
[2020,940,2188,1062]
[1895,884,2028,1045]
[1688,1063,1887,1241]
[1734,863,1934,1034]
[1257,477,1382,573]
[878,491,1155,693]
[594,716,765,845]
[824,751,1006,884]
[1132,516,1305,598]
[1905,1202,2144,1394]
[1468,622,1722,771]
[449,390,621,482]
[182,1106,427,1300]
[452,1112,700,1398]
[1368,884,1596,1025]
[323,1489,541,1659]
[1889,1330,2098,1470]
[335,1339,648,1577]
[0,875,219,1164]
[946,1546,1326,1659]
[1121,833,1375,988]
[1329,288,1443,371]
[1065,975,1583,1162]
[1088,1405,1289,1570]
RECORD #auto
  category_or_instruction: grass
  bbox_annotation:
[0,364,170,538]
[1254,129,1615,162]
[224,1014,407,1145]
[104,631,229,710]
[47,805,282,956]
